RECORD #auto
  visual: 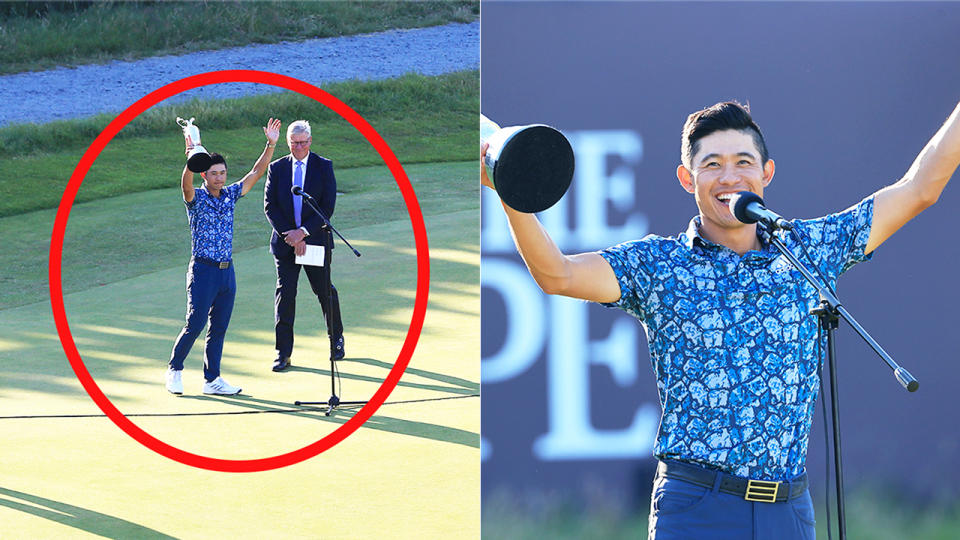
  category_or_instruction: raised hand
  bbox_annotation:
[240,118,283,196]
[264,118,282,145]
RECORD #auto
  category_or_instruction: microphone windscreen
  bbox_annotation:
[291,185,302,195]
[729,191,763,224]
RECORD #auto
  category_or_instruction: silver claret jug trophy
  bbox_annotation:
[176,116,214,173]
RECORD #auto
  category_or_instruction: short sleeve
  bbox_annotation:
[184,189,199,210]
[597,237,658,320]
[227,181,244,200]
[790,195,875,280]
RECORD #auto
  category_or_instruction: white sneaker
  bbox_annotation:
[202,376,242,395]
[165,368,183,395]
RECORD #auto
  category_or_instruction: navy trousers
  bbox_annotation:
[169,260,236,382]
[648,467,816,540]
[273,249,343,358]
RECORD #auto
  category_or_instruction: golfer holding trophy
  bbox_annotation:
[165,116,281,396]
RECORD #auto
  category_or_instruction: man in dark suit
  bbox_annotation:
[263,120,344,372]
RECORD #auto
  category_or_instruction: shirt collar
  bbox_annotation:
[197,183,225,201]
[679,215,778,260]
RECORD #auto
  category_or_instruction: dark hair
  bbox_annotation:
[681,101,769,169]
[206,153,226,171]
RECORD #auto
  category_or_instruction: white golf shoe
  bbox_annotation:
[165,368,183,395]
[202,376,242,395]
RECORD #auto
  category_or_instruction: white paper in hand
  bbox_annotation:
[295,245,326,267]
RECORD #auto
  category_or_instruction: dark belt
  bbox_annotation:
[657,459,807,503]
[193,256,231,269]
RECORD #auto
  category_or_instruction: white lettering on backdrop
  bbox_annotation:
[481,130,660,461]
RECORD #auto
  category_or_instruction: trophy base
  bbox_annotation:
[490,125,574,213]
[187,148,214,173]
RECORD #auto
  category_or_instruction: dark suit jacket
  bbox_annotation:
[264,153,337,259]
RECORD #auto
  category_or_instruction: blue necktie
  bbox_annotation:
[293,161,303,227]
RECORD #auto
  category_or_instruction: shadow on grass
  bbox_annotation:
[183,393,479,448]
[349,356,478,392]
[278,356,477,395]
[0,487,176,539]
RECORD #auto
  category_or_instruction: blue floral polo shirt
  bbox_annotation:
[599,196,874,481]
[184,181,243,261]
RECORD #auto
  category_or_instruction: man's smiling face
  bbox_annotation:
[288,133,312,161]
[678,129,775,232]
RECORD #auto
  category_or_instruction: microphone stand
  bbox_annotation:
[292,190,363,416]
[759,223,918,540]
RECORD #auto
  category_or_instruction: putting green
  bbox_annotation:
[0,166,479,537]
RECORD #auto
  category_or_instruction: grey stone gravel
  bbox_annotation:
[0,21,478,127]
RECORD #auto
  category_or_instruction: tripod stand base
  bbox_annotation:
[295,395,368,416]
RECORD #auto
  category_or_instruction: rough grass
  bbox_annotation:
[0,70,478,217]
[0,0,478,74]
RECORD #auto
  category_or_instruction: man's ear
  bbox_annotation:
[677,164,695,194]
[762,159,776,188]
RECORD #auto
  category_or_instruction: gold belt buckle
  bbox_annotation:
[218,261,229,269]
[744,479,780,503]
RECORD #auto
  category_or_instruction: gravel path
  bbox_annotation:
[0,21,478,127]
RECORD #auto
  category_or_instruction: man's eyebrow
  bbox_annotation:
[698,153,721,165]
[697,151,758,165]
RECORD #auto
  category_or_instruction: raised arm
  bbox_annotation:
[867,101,960,254]
[482,143,621,303]
[239,118,281,196]
[182,134,196,202]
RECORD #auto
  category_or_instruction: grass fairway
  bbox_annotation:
[0,162,479,538]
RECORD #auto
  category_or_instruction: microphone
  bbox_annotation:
[291,185,314,200]
[729,191,793,230]
[292,184,330,230]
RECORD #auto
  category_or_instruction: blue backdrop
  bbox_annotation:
[481,1,960,507]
